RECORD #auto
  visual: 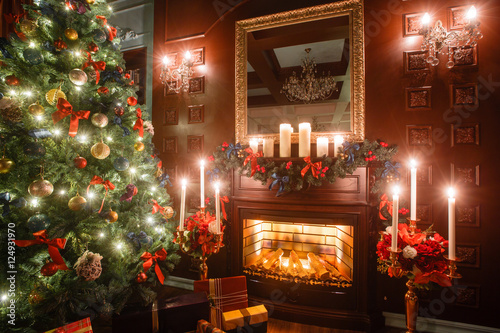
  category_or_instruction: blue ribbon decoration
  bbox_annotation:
[226,143,242,159]
[157,173,172,187]
[68,0,91,14]
[0,38,12,58]
[268,173,289,197]
[382,161,402,179]
[0,192,27,217]
[28,129,52,139]
[101,70,123,84]
[206,168,220,183]
[127,231,148,249]
[342,141,360,166]
[113,116,131,136]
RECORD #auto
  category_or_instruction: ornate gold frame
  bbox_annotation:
[235,0,365,144]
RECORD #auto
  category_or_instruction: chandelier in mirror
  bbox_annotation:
[160,51,194,94]
[280,48,337,104]
[419,6,482,68]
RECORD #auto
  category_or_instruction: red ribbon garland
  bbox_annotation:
[149,199,165,216]
[301,156,322,179]
[140,248,167,285]
[52,98,90,137]
[87,175,115,213]
[220,195,229,220]
[243,148,263,177]
[13,230,68,270]
[379,193,393,220]
[82,51,106,84]
[96,15,117,41]
[133,108,144,137]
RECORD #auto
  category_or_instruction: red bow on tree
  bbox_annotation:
[220,195,229,220]
[82,51,106,84]
[96,15,117,41]
[87,175,115,213]
[301,156,322,179]
[243,148,263,177]
[52,98,90,137]
[379,193,393,220]
[13,230,68,270]
[133,108,144,137]
[140,248,167,284]
[149,199,166,216]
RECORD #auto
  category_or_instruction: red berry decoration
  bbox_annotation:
[127,96,137,106]
[5,75,20,86]
[135,272,147,283]
[41,262,59,277]
[73,156,87,169]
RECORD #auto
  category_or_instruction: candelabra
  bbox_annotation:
[419,6,482,68]
[160,51,194,94]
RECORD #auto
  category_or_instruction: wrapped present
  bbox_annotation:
[194,276,248,328]
[197,319,225,333]
[222,305,268,333]
[45,317,93,333]
[158,292,210,333]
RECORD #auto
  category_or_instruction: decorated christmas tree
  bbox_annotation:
[0,0,179,331]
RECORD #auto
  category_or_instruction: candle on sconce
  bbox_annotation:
[279,124,292,158]
[391,185,400,251]
[249,139,259,153]
[410,159,417,221]
[422,13,431,27]
[179,179,187,231]
[448,187,456,260]
[263,138,274,157]
[298,122,311,157]
[215,182,221,234]
[334,135,343,158]
[467,6,477,22]
[317,137,329,157]
[200,160,205,208]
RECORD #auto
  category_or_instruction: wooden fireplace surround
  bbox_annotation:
[229,166,384,331]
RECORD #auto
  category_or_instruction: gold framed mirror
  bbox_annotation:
[235,0,365,144]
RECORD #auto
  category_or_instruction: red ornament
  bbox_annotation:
[73,156,87,169]
[97,87,109,94]
[54,39,67,50]
[41,262,59,276]
[114,106,125,116]
[5,75,20,86]
[115,66,123,74]
[88,42,99,53]
[135,272,147,283]
[124,73,130,79]
[127,96,137,106]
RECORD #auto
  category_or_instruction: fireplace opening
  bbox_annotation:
[242,213,353,287]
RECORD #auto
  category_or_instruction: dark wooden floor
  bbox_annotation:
[268,319,404,333]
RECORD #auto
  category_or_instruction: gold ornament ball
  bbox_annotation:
[0,157,14,173]
[163,206,174,219]
[91,113,108,128]
[68,194,87,211]
[86,0,95,4]
[106,210,118,223]
[134,141,145,152]
[64,28,78,41]
[28,103,45,116]
[68,69,88,86]
[45,88,66,105]
[28,179,54,198]
[28,289,44,305]
[20,19,37,35]
[91,142,110,159]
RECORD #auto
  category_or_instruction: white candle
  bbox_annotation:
[179,179,187,231]
[263,139,274,157]
[448,187,456,260]
[317,137,328,157]
[334,135,343,158]
[279,124,292,158]
[249,139,258,153]
[391,186,400,251]
[410,159,417,221]
[200,160,205,208]
[422,13,431,27]
[215,182,221,233]
[298,122,311,157]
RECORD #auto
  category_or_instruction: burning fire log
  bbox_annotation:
[319,255,351,282]
[249,249,273,269]
[307,253,330,280]
[289,250,308,278]
[262,248,284,270]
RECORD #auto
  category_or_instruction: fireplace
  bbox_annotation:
[229,166,384,331]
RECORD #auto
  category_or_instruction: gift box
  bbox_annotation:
[197,319,225,333]
[112,301,158,333]
[222,305,268,333]
[194,276,248,328]
[45,317,93,333]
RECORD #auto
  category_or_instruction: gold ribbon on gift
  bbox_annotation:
[222,305,268,330]
[208,278,248,329]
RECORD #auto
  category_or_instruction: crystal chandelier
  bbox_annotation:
[280,48,337,104]
[160,51,194,94]
[419,6,482,68]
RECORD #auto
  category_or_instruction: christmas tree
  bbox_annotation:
[0,0,179,331]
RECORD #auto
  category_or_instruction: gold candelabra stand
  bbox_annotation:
[177,207,224,280]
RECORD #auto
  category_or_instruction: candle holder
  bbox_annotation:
[406,217,420,235]
[444,255,462,279]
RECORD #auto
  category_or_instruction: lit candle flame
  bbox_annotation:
[447,187,455,198]
[467,6,477,20]
[422,13,431,25]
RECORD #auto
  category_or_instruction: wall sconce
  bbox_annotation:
[419,6,482,68]
[160,51,194,94]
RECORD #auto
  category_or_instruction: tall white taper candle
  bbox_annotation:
[392,186,400,251]
[279,124,292,157]
[410,159,417,221]
[200,160,205,208]
[448,187,456,260]
[215,182,221,233]
[334,135,343,158]
[316,137,328,157]
[179,179,187,231]
[298,122,311,157]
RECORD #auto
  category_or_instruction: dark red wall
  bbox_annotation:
[153,0,500,328]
